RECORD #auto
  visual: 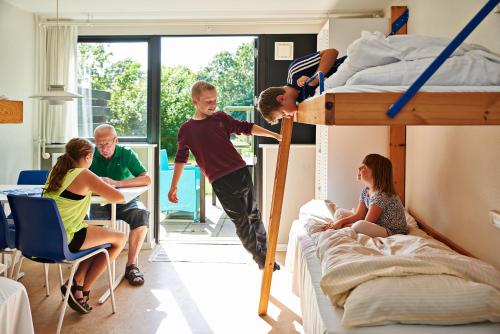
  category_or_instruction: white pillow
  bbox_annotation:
[324,31,402,89]
[342,274,500,327]
[299,199,336,221]
[404,211,418,230]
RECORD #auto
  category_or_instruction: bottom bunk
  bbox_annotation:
[285,200,500,334]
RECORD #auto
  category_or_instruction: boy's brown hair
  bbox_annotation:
[362,154,396,196]
[257,87,286,124]
[191,80,216,98]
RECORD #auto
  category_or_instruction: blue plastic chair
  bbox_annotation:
[8,195,117,334]
[17,170,49,185]
[2,169,49,282]
[0,206,19,278]
[159,149,201,222]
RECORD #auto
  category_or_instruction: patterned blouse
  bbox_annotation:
[359,187,408,235]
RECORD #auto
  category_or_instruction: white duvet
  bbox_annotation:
[316,227,500,306]
[321,31,500,91]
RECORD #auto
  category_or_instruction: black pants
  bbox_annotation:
[212,167,268,265]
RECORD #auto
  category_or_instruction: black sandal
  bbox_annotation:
[61,280,92,314]
[125,264,145,286]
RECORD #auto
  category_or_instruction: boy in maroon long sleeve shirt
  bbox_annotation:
[168,81,281,270]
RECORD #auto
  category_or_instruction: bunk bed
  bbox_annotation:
[257,2,500,333]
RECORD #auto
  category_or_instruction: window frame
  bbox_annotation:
[77,35,160,144]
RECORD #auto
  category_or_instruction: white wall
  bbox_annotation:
[318,17,390,209]
[407,0,500,53]
[327,127,389,209]
[329,18,387,55]
[261,145,315,246]
[404,0,500,269]
[0,0,35,183]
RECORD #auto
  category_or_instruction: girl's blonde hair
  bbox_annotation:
[363,154,396,196]
[45,138,94,193]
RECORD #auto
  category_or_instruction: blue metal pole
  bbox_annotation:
[387,0,500,118]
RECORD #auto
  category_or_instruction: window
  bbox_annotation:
[77,38,149,139]
[160,36,256,161]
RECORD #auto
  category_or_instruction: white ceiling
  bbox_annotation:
[5,0,394,21]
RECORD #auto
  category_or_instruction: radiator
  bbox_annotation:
[116,220,130,250]
[51,152,64,167]
[115,219,130,235]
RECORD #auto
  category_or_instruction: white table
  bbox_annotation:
[0,185,149,304]
[0,276,35,334]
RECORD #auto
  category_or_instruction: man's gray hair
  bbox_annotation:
[94,124,117,137]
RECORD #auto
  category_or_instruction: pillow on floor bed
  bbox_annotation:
[342,274,500,327]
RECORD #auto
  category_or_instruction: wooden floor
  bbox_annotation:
[20,246,303,334]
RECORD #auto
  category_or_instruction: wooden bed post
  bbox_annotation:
[258,116,293,316]
[389,5,408,204]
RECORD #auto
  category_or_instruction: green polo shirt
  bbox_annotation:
[90,145,146,180]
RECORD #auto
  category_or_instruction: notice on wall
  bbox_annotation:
[0,100,23,124]
[274,42,294,60]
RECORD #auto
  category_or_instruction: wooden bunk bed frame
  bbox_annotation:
[258,4,500,317]
[295,91,500,126]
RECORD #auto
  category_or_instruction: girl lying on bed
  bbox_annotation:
[317,153,408,237]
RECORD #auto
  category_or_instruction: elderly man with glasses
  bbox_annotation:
[89,124,151,286]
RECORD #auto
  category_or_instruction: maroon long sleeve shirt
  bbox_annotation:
[174,111,254,183]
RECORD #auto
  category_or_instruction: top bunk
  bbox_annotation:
[294,0,500,126]
[295,87,500,126]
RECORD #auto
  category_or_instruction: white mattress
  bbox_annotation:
[323,85,500,94]
[287,220,500,334]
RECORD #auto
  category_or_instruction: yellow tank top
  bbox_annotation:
[42,168,91,243]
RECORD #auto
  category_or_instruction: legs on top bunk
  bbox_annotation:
[258,116,293,316]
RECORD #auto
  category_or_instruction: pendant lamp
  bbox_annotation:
[30,0,82,105]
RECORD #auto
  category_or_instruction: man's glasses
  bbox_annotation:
[96,138,116,149]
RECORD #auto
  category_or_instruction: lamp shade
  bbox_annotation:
[29,84,83,105]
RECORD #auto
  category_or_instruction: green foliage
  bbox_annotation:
[198,42,254,109]
[106,59,147,136]
[78,43,147,136]
[160,66,196,159]
[78,41,254,158]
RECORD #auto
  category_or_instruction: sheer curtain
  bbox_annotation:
[34,21,78,167]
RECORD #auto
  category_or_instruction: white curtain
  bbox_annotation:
[34,22,78,151]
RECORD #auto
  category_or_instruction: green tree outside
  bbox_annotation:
[78,41,254,159]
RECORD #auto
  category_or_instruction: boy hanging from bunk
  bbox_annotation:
[168,80,282,271]
[257,48,344,124]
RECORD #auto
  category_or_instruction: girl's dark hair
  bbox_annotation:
[362,153,396,196]
[45,138,94,193]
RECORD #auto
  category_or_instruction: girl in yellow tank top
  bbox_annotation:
[43,138,126,314]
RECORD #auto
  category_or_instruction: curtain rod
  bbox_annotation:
[39,10,384,27]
